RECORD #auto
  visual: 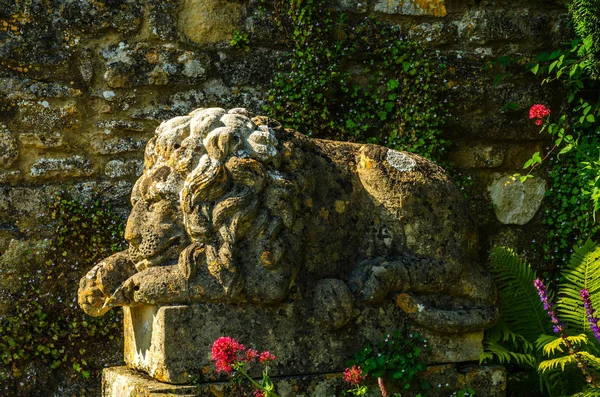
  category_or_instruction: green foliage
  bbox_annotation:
[529,38,600,267]
[537,333,588,356]
[558,240,600,331]
[570,0,600,78]
[450,388,476,397]
[349,329,429,393]
[483,241,600,396]
[489,33,600,269]
[0,192,126,393]
[263,0,450,161]
[488,247,552,342]
[544,144,600,267]
[230,29,250,50]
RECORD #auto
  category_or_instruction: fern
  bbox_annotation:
[488,247,552,342]
[481,340,536,368]
[540,351,600,373]
[536,334,589,356]
[571,386,600,397]
[539,355,577,372]
[558,240,600,332]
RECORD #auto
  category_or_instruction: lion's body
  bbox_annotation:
[79,108,497,333]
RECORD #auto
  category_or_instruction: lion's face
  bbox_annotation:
[122,108,284,279]
[124,165,190,271]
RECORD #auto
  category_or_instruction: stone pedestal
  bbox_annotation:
[103,365,506,397]
[123,303,484,384]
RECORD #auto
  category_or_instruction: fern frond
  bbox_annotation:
[559,240,600,332]
[537,333,589,357]
[488,247,551,342]
[538,355,576,372]
[481,340,537,368]
[578,351,600,369]
[571,386,600,397]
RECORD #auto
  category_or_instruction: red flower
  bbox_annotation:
[343,365,366,385]
[254,390,265,397]
[529,104,550,124]
[245,348,259,362]
[258,351,276,364]
[211,336,246,373]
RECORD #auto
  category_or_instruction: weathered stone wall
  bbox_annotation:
[0,0,568,395]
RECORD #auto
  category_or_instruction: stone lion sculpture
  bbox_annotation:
[79,107,498,334]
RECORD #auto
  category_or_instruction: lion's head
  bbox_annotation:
[124,108,300,300]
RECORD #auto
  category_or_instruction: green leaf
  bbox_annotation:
[523,152,542,169]
[487,247,552,342]
[558,240,600,332]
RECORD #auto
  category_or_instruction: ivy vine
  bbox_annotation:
[261,0,451,161]
[0,193,126,394]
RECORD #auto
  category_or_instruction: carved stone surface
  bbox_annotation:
[122,304,484,384]
[78,107,499,384]
[102,365,506,397]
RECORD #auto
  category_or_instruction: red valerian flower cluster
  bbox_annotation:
[211,336,277,374]
[343,365,366,385]
[211,336,246,373]
[529,104,551,126]
[259,351,276,364]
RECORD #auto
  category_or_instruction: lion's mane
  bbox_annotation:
[131,108,300,301]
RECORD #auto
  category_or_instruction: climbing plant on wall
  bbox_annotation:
[261,0,451,162]
[0,193,126,394]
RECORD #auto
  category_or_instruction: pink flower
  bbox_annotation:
[343,365,366,385]
[529,104,550,125]
[245,348,259,362]
[258,351,276,364]
[211,336,246,373]
[254,390,265,397]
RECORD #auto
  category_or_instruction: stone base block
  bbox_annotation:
[103,365,506,397]
[123,303,484,384]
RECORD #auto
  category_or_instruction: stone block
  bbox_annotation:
[0,123,18,168]
[105,159,144,179]
[30,155,93,178]
[102,364,506,396]
[374,0,447,17]
[488,174,546,225]
[12,101,80,134]
[448,144,505,169]
[332,0,368,13]
[92,137,147,155]
[409,22,459,46]
[123,304,484,385]
[178,0,246,45]
[101,43,209,88]
[18,132,63,148]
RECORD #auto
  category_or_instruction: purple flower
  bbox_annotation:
[534,279,564,334]
[580,289,600,342]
